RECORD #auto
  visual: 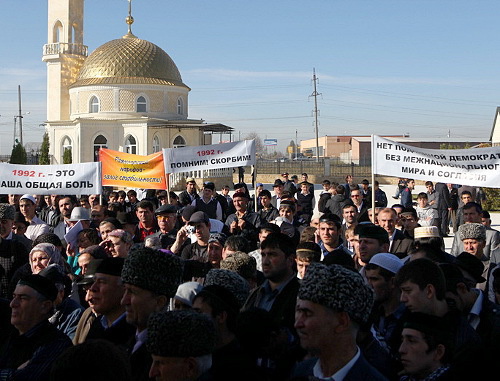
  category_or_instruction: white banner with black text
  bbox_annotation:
[372,135,500,188]
[0,162,101,194]
[163,140,256,174]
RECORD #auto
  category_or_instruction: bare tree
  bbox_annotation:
[243,132,264,157]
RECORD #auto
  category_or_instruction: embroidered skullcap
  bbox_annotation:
[20,194,36,204]
[220,252,257,281]
[204,268,250,308]
[414,226,440,239]
[298,262,374,325]
[0,203,15,220]
[121,246,183,297]
[147,309,216,357]
[369,253,404,275]
[458,223,486,242]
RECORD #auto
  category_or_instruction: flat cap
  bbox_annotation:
[155,204,178,215]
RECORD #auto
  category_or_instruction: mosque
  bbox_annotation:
[42,0,233,165]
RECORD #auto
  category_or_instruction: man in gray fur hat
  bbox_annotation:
[450,202,500,260]
[292,263,387,380]
[456,222,490,289]
[147,309,216,380]
[120,246,184,381]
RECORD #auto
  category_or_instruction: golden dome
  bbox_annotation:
[71,34,188,88]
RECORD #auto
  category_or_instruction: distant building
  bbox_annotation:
[490,107,500,146]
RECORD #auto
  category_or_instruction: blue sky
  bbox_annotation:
[1,0,500,155]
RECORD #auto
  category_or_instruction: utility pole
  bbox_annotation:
[18,85,23,146]
[309,68,321,162]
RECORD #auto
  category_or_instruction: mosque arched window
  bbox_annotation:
[53,21,63,43]
[177,97,184,115]
[61,136,72,163]
[153,135,160,153]
[136,96,147,113]
[93,135,107,162]
[89,96,100,113]
[125,135,137,154]
[173,135,186,148]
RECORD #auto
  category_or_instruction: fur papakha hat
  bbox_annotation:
[220,252,257,280]
[121,246,183,297]
[147,309,216,358]
[458,223,486,242]
[0,203,15,220]
[204,268,250,308]
[298,263,374,325]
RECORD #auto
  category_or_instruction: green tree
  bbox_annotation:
[63,147,72,164]
[9,141,27,164]
[39,132,50,165]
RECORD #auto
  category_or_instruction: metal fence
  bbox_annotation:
[256,158,372,180]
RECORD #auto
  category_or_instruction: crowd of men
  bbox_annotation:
[0,174,499,381]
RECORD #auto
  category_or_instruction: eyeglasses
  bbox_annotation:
[156,215,176,220]
[351,194,361,198]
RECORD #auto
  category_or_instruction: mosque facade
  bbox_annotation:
[42,0,232,164]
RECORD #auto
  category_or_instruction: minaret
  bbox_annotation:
[42,0,87,121]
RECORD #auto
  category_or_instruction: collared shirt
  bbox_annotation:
[468,289,483,330]
[319,239,350,260]
[100,312,126,330]
[388,229,397,251]
[256,274,296,312]
[312,346,361,380]
[132,329,148,354]
[25,216,51,241]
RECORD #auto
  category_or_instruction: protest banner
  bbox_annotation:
[372,135,500,188]
[100,148,166,189]
[0,162,101,195]
[163,140,256,174]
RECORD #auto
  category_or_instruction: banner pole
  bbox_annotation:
[254,166,258,213]
[166,174,171,204]
[371,135,376,223]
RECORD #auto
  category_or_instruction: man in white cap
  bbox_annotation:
[19,194,50,241]
[179,177,199,207]
[365,253,407,377]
